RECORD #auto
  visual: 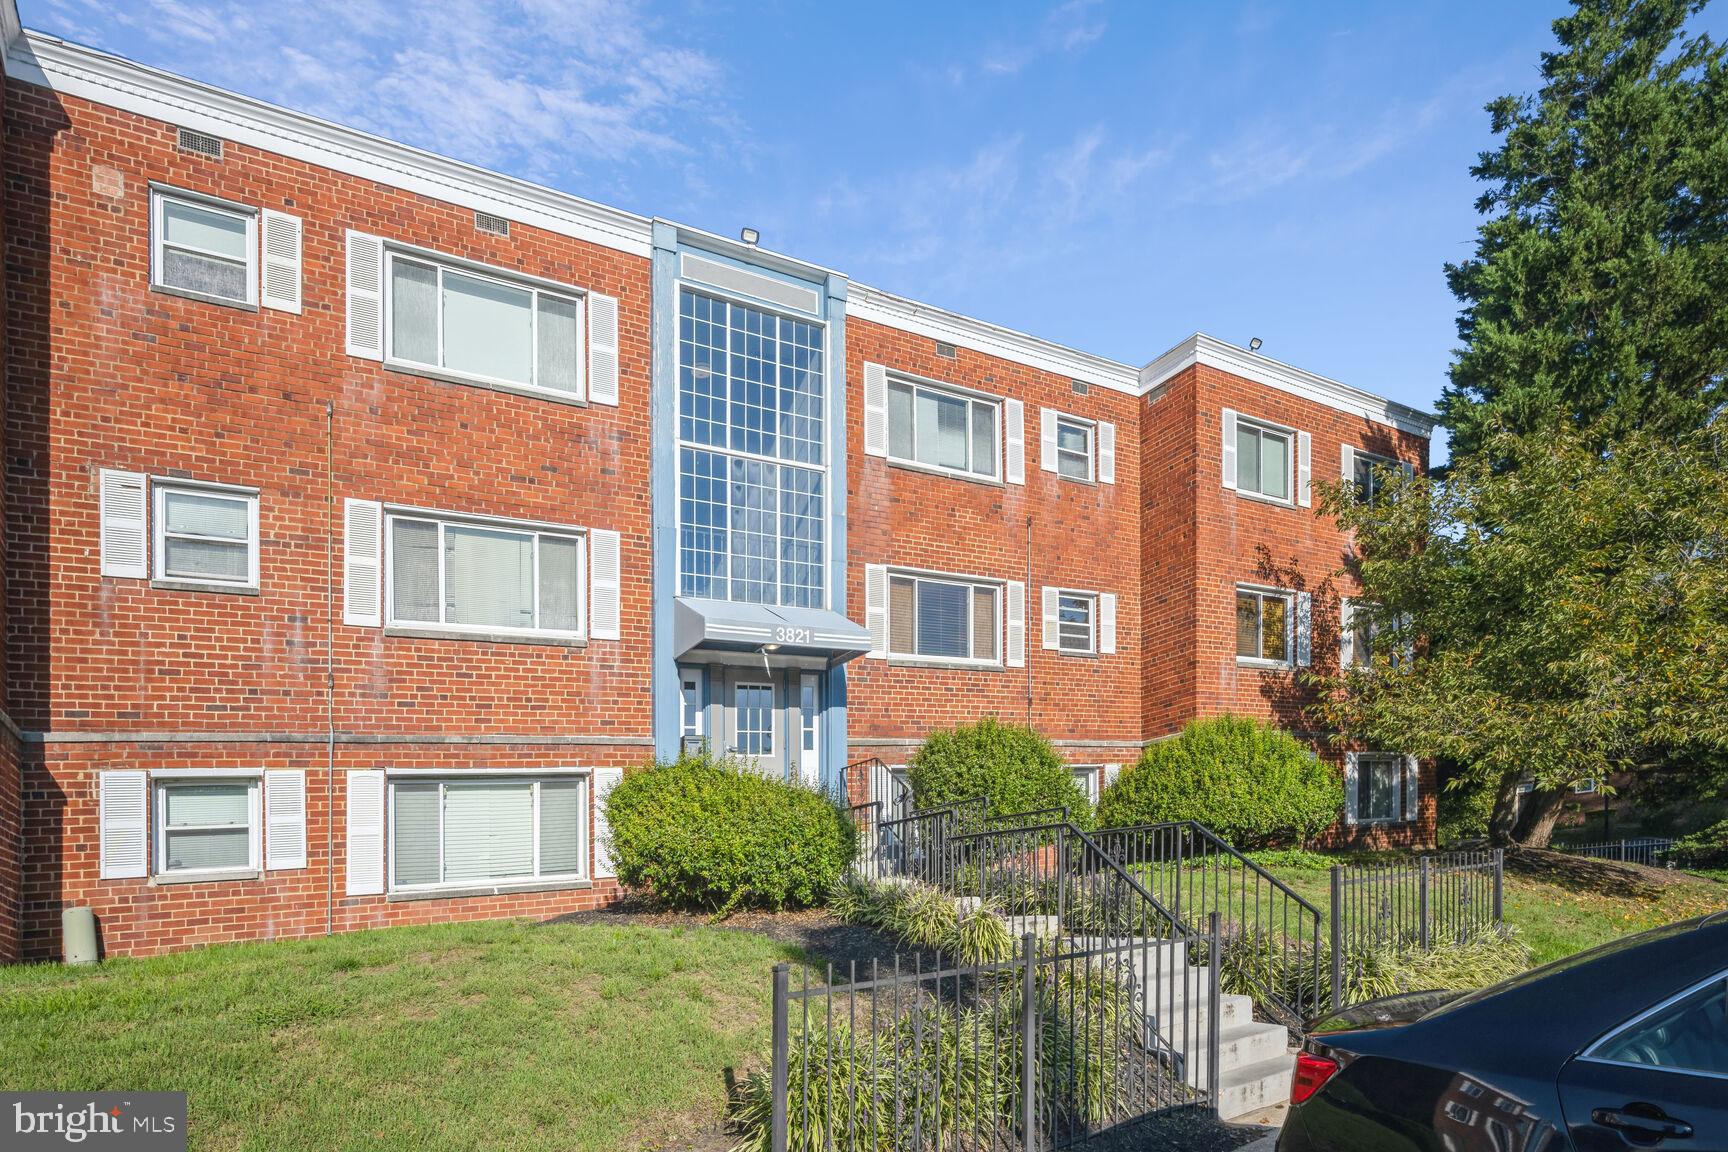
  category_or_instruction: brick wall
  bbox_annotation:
[4,80,654,958]
[0,50,17,963]
[843,317,1143,760]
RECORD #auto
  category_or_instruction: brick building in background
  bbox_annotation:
[0,4,1433,961]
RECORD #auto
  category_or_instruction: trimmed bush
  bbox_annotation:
[1096,714,1341,847]
[907,717,1092,828]
[1671,817,1728,869]
[605,751,855,913]
[1436,777,1497,846]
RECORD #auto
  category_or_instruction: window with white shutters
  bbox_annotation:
[887,377,1001,481]
[151,187,257,308]
[385,510,586,639]
[1231,415,1294,502]
[887,570,1001,665]
[152,481,259,591]
[383,249,586,400]
[155,777,260,877]
[1056,591,1096,654]
[389,776,587,891]
[1236,586,1292,665]
[1353,754,1405,824]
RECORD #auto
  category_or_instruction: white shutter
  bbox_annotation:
[1005,581,1026,668]
[593,766,624,879]
[863,363,888,457]
[265,770,307,871]
[1339,599,1356,668]
[1341,443,1356,482]
[1294,591,1313,667]
[345,231,384,360]
[343,499,382,627]
[587,291,620,406]
[1098,422,1116,484]
[1297,430,1313,507]
[1343,754,1360,826]
[589,528,622,640]
[98,770,149,879]
[1403,756,1421,822]
[1004,399,1025,484]
[1039,408,1058,473]
[1041,586,1059,650]
[864,564,888,657]
[1221,409,1238,489]
[260,209,303,314]
[345,770,385,896]
[1099,593,1117,655]
[1104,762,1122,790]
[99,469,149,578]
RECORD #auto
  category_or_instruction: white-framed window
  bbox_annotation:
[1235,416,1293,502]
[1071,765,1101,807]
[388,775,587,891]
[1354,753,1404,824]
[152,481,260,591]
[385,249,585,400]
[735,682,775,757]
[888,570,1001,665]
[1236,586,1291,665]
[155,777,260,877]
[1054,416,1094,482]
[887,377,1000,481]
[385,510,586,639]
[151,187,257,307]
[1056,591,1097,655]
[1573,778,1599,795]
[1352,449,1399,504]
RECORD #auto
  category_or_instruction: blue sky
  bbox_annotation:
[25,1,1728,459]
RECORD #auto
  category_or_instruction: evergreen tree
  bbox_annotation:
[1441,0,1728,459]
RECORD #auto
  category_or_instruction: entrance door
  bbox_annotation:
[797,673,822,788]
[723,671,783,780]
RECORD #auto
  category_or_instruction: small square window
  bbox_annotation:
[1353,450,1399,504]
[156,779,259,876]
[153,483,260,591]
[1235,419,1291,501]
[1236,587,1290,664]
[1057,591,1096,654]
[151,189,257,307]
[1055,417,1094,482]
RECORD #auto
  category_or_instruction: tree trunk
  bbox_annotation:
[1511,787,1569,848]
[1486,771,1524,846]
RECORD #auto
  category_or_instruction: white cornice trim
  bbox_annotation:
[1140,334,1438,438]
[7,30,656,259]
[1,1,21,66]
[848,284,1141,395]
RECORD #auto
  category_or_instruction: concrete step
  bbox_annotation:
[1215,1054,1296,1122]
[1146,991,1257,1041]
[1177,1020,1292,1088]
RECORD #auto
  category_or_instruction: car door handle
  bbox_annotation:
[1591,1106,1694,1140]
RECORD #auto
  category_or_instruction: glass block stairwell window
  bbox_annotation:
[678,288,826,607]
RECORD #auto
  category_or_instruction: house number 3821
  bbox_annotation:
[773,626,811,645]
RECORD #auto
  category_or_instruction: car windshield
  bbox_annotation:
[1420,915,1722,1023]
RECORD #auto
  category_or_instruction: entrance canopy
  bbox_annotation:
[673,597,871,664]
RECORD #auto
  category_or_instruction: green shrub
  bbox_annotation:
[605,751,855,913]
[1671,818,1728,868]
[1436,778,1497,846]
[907,717,1092,828]
[1245,847,1338,872]
[1097,715,1341,847]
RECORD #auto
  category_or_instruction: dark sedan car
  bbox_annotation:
[1278,912,1728,1152]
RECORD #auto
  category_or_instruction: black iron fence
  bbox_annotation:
[1328,849,1503,1009]
[1557,838,1674,868]
[1091,821,1324,1030]
[767,921,1223,1152]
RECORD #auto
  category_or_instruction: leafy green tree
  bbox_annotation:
[1440,0,1728,460]
[1306,431,1728,847]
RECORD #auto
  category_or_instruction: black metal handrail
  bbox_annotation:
[1092,820,1325,1030]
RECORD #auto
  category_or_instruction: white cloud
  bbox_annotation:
[36,0,733,196]
[971,0,1108,80]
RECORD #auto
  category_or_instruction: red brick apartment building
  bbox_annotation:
[0,4,1434,961]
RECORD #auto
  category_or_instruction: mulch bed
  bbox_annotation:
[1503,847,1688,899]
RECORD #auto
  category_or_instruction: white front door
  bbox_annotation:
[797,673,822,787]
[724,672,781,779]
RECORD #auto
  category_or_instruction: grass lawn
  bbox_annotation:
[0,919,801,1152]
[1250,857,1728,966]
